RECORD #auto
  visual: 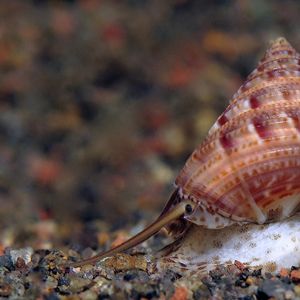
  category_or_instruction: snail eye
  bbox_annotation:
[185,204,193,215]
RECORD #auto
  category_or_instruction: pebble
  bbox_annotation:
[102,253,148,272]
[294,285,300,296]
[130,283,159,299]
[67,275,93,293]
[193,285,211,300]
[257,278,291,299]
[280,268,290,278]
[245,276,256,286]
[57,276,70,286]
[44,276,58,290]
[285,290,295,299]
[170,286,188,300]
[79,290,99,300]
[291,270,300,282]
[0,255,13,270]
[0,282,12,297]
[10,247,33,265]
[234,260,246,271]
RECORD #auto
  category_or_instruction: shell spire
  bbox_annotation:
[176,37,300,225]
[262,37,295,63]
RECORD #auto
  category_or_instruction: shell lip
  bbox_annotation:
[175,185,249,224]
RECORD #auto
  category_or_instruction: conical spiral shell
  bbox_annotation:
[176,38,300,224]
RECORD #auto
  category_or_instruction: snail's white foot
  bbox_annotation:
[158,213,300,276]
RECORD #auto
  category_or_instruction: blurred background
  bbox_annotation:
[0,0,299,249]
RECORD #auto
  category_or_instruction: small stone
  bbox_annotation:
[67,275,92,293]
[239,272,249,281]
[97,232,110,246]
[79,289,98,300]
[235,279,249,288]
[130,283,158,300]
[10,248,33,265]
[285,290,295,299]
[15,257,26,269]
[234,260,246,271]
[57,277,70,286]
[81,264,94,273]
[193,285,211,300]
[0,282,12,297]
[98,294,111,300]
[0,255,13,270]
[11,282,25,297]
[291,270,300,282]
[280,268,289,277]
[245,276,255,286]
[81,247,95,260]
[45,276,58,289]
[251,269,262,277]
[293,285,300,296]
[102,253,147,272]
[123,272,137,281]
[257,278,290,299]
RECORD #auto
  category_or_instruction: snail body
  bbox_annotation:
[71,37,300,271]
[158,213,300,275]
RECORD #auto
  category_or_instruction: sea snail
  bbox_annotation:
[71,37,300,273]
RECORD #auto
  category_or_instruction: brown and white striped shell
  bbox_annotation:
[176,37,300,228]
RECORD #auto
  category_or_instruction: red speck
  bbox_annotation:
[29,156,62,186]
[234,260,246,271]
[220,134,234,149]
[253,119,272,139]
[141,103,169,130]
[218,114,228,126]
[51,9,76,37]
[102,23,125,45]
[166,64,194,88]
[39,209,53,221]
[249,96,260,109]
[291,115,300,132]
[257,64,264,72]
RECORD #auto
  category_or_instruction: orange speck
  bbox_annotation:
[97,232,110,246]
[111,232,129,248]
[234,260,246,271]
[280,268,289,277]
[0,244,5,256]
[170,287,188,300]
[31,158,61,186]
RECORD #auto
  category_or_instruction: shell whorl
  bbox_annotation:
[176,37,300,224]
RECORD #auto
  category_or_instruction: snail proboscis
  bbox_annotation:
[70,37,300,274]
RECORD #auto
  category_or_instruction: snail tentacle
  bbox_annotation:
[69,199,195,268]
